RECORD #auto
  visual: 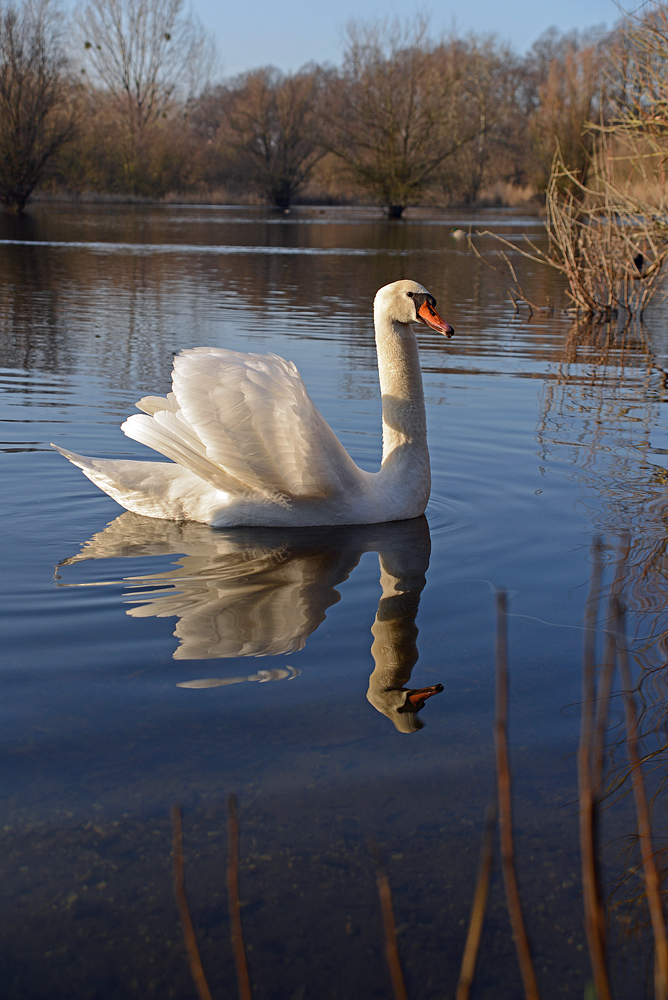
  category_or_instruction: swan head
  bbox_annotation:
[374,280,454,337]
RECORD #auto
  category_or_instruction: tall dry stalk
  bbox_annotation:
[578,540,612,1000]
[227,793,253,1000]
[171,804,214,1000]
[455,801,497,1000]
[494,590,540,1000]
[373,850,409,1000]
[613,594,668,1000]
[575,534,668,1000]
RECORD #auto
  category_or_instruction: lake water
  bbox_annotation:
[2,204,668,999]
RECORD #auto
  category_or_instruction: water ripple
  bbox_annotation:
[0,238,456,257]
[425,491,469,535]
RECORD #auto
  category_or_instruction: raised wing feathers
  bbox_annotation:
[126,348,360,501]
[136,392,179,416]
[121,409,251,496]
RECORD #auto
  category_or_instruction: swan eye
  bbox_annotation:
[407,291,414,297]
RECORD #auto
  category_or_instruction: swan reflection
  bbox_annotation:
[177,666,300,688]
[58,513,441,732]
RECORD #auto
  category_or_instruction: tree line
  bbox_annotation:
[0,0,664,216]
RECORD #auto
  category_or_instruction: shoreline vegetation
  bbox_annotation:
[26,179,541,212]
[3,0,668,319]
[0,0,633,218]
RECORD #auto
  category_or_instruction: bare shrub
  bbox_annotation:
[477,8,668,321]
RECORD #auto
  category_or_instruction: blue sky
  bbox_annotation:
[192,0,620,77]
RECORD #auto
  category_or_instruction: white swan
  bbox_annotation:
[53,280,454,527]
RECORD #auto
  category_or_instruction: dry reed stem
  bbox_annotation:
[455,800,497,1000]
[467,238,547,316]
[494,590,540,1000]
[227,794,253,1000]
[591,623,617,798]
[591,543,627,796]
[577,540,612,1000]
[374,851,409,1000]
[614,597,668,1000]
[171,804,214,1000]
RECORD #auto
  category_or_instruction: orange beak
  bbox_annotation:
[407,684,445,708]
[418,300,454,337]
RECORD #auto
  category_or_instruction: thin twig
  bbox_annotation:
[577,540,612,1000]
[468,235,548,315]
[171,804,214,1000]
[374,850,409,1000]
[614,595,668,1000]
[227,793,253,1000]
[455,800,497,1000]
[494,590,540,1000]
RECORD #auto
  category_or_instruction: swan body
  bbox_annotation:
[54,280,454,527]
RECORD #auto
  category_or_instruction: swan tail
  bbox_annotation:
[51,444,222,521]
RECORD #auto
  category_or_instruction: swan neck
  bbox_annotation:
[374,312,428,467]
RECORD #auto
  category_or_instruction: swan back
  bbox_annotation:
[122,348,361,506]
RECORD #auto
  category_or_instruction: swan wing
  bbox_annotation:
[121,408,252,496]
[165,348,361,500]
[135,391,179,416]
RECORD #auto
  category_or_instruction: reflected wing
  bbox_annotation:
[127,569,329,658]
[57,512,365,660]
[123,349,361,501]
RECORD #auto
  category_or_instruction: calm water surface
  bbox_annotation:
[2,205,668,999]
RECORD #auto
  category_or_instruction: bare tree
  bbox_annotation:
[74,0,214,191]
[0,0,77,212]
[608,3,668,150]
[525,29,608,191]
[206,67,324,209]
[322,19,481,218]
[438,35,525,204]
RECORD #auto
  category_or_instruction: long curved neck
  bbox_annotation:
[374,309,430,475]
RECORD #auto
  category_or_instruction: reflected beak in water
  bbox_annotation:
[407,684,445,709]
[417,300,455,337]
